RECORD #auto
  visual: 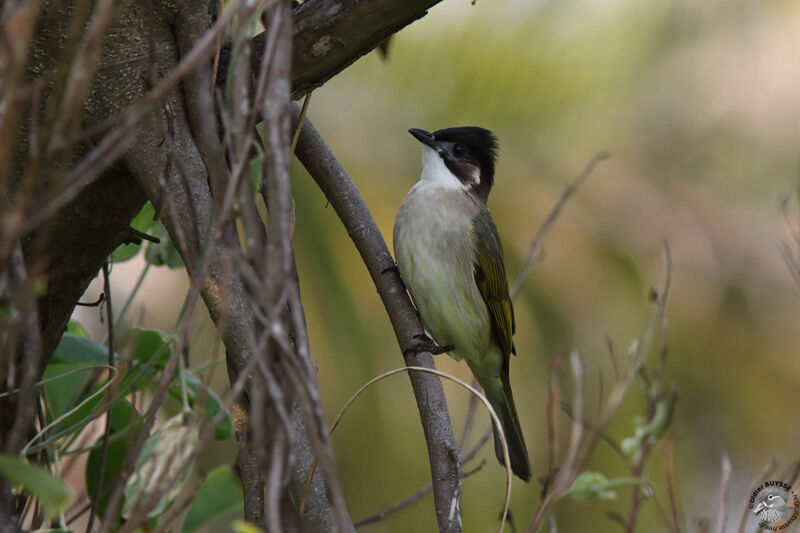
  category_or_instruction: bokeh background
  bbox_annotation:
[75,0,800,530]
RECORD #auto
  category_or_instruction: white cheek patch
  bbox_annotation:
[419,147,465,190]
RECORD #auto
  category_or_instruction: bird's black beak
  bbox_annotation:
[408,128,438,150]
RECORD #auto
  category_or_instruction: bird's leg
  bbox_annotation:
[404,334,454,356]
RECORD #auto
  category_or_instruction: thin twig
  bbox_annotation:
[327,365,512,533]
[74,293,105,307]
[661,435,685,533]
[290,92,312,155]
[511,151,608,298]
[714,453,732,533]
[458,378,481,451]
[558,402,625,461]
[354,428,493,529]
[85,262,115,533]
[355,459,488,530]
[526,242,674,533]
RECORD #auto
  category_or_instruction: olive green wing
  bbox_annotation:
[472,210,516,360]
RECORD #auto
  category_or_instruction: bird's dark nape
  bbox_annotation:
[433,127,498,174]
[433,126,499,201]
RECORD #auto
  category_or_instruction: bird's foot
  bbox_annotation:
[404,335,453,356]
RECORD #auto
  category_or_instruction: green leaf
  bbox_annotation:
[566,471,650,502]
[181,465,243,533]
[620,400,670,462]
[168,371,233,440]
[114,328,174,394]
[0,455,71,519]
[131,328,173,369]
[249,155,263,194]
[111,203,158,263]
[85,400,143,528]
[144,221,184,269]
[231,521,264,533]
[42,363,95,420]
[51,334,108,365]
[112,242,142,263]
[45,334,113,427]
[66,320,89,337]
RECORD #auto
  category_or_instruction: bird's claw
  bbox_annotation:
[404,335,453,356]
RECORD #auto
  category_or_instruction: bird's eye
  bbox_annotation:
[768,495,775,499]
[453,144,465,156]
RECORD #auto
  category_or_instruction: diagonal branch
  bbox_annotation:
[291,103,463,533]
[218,0,446,99]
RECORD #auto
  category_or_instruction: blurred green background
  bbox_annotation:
[76,0,800,530]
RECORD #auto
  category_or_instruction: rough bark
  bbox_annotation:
[23,0,446,386]
[4,0,447,530]
[218,0,442,98]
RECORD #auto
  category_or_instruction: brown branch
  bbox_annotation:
[254,2,353,531]
[0,239,43,533]
[4,0,451,528]
[218,0,445,99]
[15,0,450,374]
[291,103,463,533]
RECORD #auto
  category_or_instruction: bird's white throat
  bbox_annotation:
[419,146,465,190]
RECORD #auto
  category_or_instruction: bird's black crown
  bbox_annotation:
[435,125,497,177]
[409,125,500,202]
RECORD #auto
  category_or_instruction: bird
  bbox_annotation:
[393,126,531,481]
[753,487,795,523]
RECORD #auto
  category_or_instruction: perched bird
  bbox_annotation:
[753,487,795,523]
[393,126,531,481]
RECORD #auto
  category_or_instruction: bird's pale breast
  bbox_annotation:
[393,182,492,361]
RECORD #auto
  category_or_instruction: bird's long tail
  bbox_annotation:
[483,375,531,482]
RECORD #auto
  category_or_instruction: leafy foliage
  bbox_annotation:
[182,465,244,533]
[0,455,71,519]
[111,202,184,269]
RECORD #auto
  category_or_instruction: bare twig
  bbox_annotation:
[557,402,626,461]
[458,378,481,451]
[660,435,685,533]
[354,427,493,529]
[2,242,43,455]
[526,242,674,533]
[714,453,732,533]
[510,151,608,299]
[250,3,353,530]
[85,262,115,533]
[291,93,312,154]
[329,366,512,533]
